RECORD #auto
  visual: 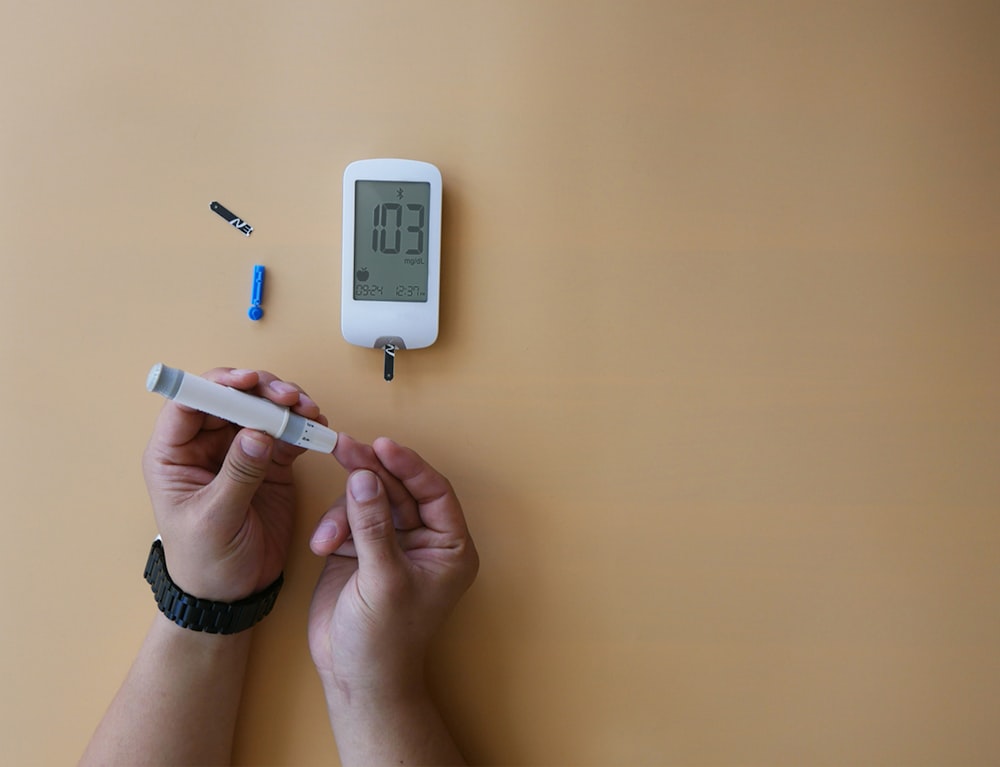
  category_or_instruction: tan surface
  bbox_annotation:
[2,2,999,764]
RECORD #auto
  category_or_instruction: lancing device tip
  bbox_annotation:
[248,264,265,321]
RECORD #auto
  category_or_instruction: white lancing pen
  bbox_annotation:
[146,363,338,453]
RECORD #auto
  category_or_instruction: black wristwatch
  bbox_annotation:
[143,539,284,634]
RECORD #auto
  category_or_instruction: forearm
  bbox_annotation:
[81,614,252,767]
[326,679,466,766]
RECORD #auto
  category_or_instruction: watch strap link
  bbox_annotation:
[144,539,284,635]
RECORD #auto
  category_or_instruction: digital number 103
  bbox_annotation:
[371,203,425,256]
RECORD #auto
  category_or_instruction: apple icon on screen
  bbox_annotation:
[356,268,369,282]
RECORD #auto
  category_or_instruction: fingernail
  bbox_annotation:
[298,393,317,410]
[313,518,338,545]
[269,380,299,396]
[231,368,254,376]
[241,432,269,459]
[349,470,380,502]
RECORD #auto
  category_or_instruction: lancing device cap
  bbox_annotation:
[146,362,183,398]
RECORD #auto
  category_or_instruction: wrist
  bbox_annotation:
[145,539,283,635]
[322,668,466,766]
[144,611,255,696]
[323,674,432,743]
[320,657,428,710]
[152,609,254,652]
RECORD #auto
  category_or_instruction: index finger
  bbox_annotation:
[372,437,470,537]
[333,434,422,531]
[149,367,261,448]
[244,370,327,467]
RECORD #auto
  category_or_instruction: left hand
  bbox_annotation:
[142,367,324,601]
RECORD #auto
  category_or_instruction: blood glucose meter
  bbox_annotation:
[341,158,442,381]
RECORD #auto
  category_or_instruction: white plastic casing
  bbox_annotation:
[146,364,339,453]
[341,159,442,349]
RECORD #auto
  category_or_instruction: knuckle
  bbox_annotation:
[352,507,396,543]
[224,454,266,485]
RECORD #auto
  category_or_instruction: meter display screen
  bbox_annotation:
[353,180,430,302]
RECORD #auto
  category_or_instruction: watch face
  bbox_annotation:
[353,180,431,303]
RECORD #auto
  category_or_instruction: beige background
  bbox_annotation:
[2,1,999,764]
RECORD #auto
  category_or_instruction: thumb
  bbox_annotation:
[208,429,273,513]
[345,470,401,567]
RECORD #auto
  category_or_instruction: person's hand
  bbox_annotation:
[142,367,323,602]
[308,437,479,698]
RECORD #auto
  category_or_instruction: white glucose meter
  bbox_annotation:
[341,159,442,380]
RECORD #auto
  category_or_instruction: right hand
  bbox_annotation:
[307,437,479,697]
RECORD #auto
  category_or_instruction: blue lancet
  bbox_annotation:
[248,264,265,321]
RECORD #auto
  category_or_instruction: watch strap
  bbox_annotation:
[143,539,283,634]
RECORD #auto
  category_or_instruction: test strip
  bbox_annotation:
[210,201,253,236]
[383,344,396,382]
